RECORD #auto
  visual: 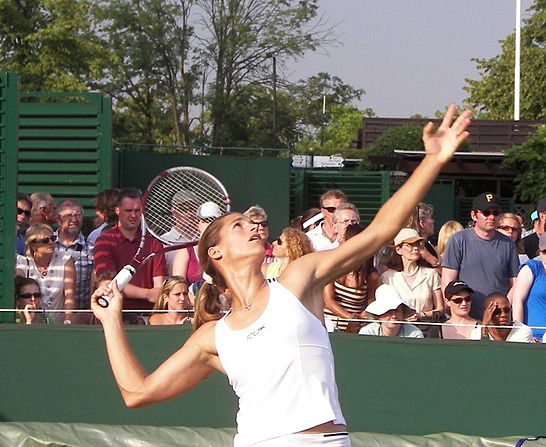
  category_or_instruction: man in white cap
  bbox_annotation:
[165,197,223,275]
[359,284,423,338]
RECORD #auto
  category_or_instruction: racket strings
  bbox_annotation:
[144,169,230,246]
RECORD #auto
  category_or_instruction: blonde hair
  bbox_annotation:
[498,212,525,254]
[24,223,54,257]
[437,220,464,258]
[153,276,189,311]
[243,205,267,221]
[279,227,313,261]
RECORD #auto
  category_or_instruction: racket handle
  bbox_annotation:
[97,265,136,308]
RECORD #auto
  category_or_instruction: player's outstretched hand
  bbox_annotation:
[423,104,471,164]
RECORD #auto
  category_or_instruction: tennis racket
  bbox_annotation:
[97,167,230,307]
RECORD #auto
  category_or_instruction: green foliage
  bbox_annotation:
[360,125,423,170]
[199,0,332,146]
[464,0,546,119]
[504,125,546,202]
[0,0,109,91]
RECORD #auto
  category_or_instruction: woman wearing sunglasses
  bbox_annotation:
[497,212,528,264]
[15,276,45,324]
[262,228,313,280]
[441,280,480,340]
[16,223,75,324]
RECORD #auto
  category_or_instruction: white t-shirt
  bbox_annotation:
[306,222,339,252]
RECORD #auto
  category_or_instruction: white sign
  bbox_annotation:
[292,155,344,168]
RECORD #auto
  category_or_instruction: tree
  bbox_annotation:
[95,0,199,145]
[504,125,546,203]
[197,0,333,146]
[464,0,546,119]
[360,125,424,171]
[0,0,108,91]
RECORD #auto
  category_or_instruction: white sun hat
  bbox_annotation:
[365,284,415,320]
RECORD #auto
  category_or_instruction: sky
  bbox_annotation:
[288,0,535,118]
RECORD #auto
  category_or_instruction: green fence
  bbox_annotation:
[17,91,112,215]
[0,73,18,323]
[290,169,390,224]
[2,325,546,438]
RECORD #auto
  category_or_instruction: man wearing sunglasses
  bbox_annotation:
[16,192,32,255]
[307,189,347,252]
[441,192,519,321]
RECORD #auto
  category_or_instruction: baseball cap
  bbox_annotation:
[394,228,424,246]
[197,201,222,221]
[172,190,198,205]
[472,192,500,211]
[445,280,474,299]
[531,210,539,222]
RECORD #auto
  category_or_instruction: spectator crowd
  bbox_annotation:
[12,185,546,344]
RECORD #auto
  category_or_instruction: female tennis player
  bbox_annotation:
[91,105,471,447]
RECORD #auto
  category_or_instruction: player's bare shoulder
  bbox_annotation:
[187,320,224,373]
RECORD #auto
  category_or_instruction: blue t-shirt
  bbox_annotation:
[521,259,546,339]
[442,228,519,320]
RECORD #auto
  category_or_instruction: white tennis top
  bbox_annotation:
[215,279,346,446]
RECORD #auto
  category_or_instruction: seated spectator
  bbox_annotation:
[512,233,546,340]
[15,224,76,324]
[54,199,94,312]
[407,202,439,268]
[244,205,274,263]
[522,197,546,258]
[480,293,533,342]
[172,201,222,298]
[440,280,480,340]
[262,227,313,280]
[87,188,120,247]
[359,284,423,338]
[93,188,167,324]
[307,189,347,252]
[436,220,463,266]
[381,228,444,337]
[29,192,57,226]
[324,224,379,333]
[331,203,360,244]
[15,276,45,324]
[497,212,528,264]
[149,276,193,326]
[521,210,538,239]
[290,208,323,233]
[16,192,32,256]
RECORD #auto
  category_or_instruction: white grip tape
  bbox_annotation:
[97,265,136,308]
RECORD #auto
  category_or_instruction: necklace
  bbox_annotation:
[240,279,266,311]
[402,267,419,277]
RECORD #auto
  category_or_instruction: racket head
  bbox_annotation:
[142,167,230,246]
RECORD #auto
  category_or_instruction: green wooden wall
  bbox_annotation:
[0,73,19,323]
[1,325,545,438]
